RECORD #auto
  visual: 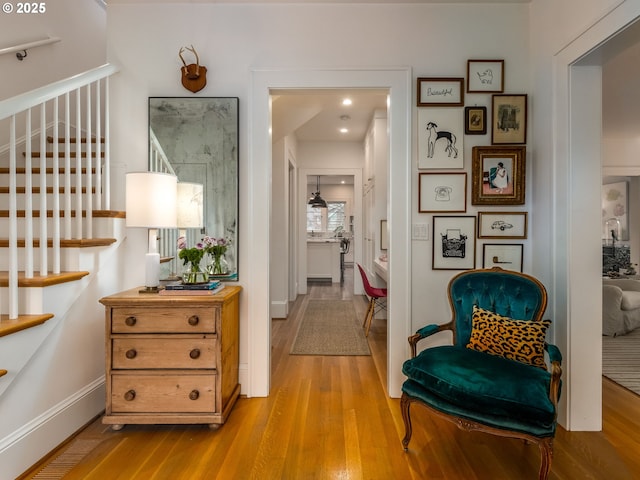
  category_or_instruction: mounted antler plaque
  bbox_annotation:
[179,45,207,93]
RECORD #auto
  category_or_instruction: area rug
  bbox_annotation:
[290,299,370,356]
[602,328,640,396]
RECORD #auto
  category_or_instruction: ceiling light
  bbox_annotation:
[342,98,352,106]
[340,128,349,134]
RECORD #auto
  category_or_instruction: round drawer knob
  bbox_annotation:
[188,315,200,326]
[189,348,201,359]
[189,390,200,400]
[125,316,137,327]
[125,349,137,359]
[124,390,136,401]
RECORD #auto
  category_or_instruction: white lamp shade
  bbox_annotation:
[125,172,178,228]
[177,182,204,229]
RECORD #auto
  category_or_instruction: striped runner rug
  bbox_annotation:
[602,328,640,396]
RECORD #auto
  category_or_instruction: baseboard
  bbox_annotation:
[0,378,105,480]
[270,300,288,319]
[239,362,249,396]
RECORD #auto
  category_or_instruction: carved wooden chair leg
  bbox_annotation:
[537,437,554,480]
[400,393,413,451]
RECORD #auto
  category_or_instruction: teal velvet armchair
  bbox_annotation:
[401,267,562,480]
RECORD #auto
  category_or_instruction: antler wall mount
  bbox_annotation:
[178,45,207,93]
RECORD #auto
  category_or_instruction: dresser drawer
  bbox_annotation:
[111,373,216,413]
[112,336,217,370]
[111,307,217,334]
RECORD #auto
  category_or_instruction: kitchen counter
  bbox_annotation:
[307,240,341,282]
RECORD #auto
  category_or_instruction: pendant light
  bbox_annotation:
[308,175,328,208]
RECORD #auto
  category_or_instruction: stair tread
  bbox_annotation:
[0,187,95,194]
[0,209,125,218]
[0,271,90,287]
[47,136,104,144]
[0,313,54,338]
[0,167,96,174]
[25,151,105,158]
[0,238,116,248]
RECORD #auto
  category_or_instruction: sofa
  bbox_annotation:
[602,278,640,336]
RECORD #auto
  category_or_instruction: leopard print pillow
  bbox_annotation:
[466,305,551,369]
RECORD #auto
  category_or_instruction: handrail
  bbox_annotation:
[0,36,60,58]
[0,63,118,121]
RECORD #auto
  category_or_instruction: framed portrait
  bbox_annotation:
[491,94,527,144]
[432,216,476,270]
[602,181,629,241]
[465,106,487,135]
[467,60,504,93]
[419,172,467,213]
[380,219,388,250]
[482,244,523,272]
[417,77,464,107]
[478,211,528,239]
[417,108,464,169]
[471,145,526,205]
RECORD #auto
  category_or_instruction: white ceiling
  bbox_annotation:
[271,89,388,143]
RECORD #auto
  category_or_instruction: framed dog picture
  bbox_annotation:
[467,60,504,93]
[418,108,464,169]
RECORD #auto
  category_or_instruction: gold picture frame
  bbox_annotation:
[471,145,526,205]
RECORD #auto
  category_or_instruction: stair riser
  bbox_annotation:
[0,248,81,271]
[0,194,100,210]
[0,216,125,239]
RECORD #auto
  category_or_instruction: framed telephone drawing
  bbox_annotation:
[419,172,467,213]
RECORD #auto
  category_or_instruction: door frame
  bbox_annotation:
[248,67,412,397]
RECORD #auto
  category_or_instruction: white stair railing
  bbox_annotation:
[0,63,119,319]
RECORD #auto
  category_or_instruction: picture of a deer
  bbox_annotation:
[179,45,207,93]
[426,122,458,158]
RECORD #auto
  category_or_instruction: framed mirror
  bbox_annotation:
[149,97,239,280]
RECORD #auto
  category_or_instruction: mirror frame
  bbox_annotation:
[149,97,239,280]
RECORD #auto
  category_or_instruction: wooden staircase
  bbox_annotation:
[0,134,123,336]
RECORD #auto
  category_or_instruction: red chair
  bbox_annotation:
[357,263,387,337]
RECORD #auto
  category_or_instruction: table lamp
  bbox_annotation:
[125,172,178,292]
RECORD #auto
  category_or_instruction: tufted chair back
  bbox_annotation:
[448,267,548,347]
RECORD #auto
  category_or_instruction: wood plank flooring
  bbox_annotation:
[20,266,640,479]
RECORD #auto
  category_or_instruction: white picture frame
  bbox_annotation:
[418,108,464,169]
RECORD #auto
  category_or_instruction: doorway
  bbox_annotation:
[248,67,412,398]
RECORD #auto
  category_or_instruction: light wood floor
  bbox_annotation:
[20,267,640,479]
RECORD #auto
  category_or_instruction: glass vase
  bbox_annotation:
[207,254,229,276]
[182,266,209,284]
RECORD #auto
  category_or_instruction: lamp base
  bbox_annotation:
[139,286,163,294]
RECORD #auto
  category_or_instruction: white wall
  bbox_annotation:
[530,0,640,430]
[0,0,106,100]
[107,2,531,399]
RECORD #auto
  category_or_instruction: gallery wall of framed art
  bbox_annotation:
[415,58,530,272]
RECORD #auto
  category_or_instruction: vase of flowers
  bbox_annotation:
[203,235,230,276]
[177,236,209,284]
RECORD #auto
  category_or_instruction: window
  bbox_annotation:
[307,201,346,233]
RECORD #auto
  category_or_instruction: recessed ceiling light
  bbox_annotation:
[342,98,352,106]
[340,128,349,134]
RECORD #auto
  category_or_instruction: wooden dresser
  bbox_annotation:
[99,285,241,430]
